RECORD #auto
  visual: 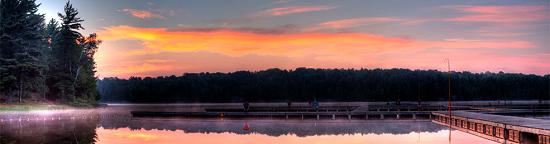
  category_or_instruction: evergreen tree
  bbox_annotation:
[0,0,46,102]
[49,1,100,105]
[40,19,59,100]
[0,0,99,105]
[74,33,101,104]
[49,1,84,102]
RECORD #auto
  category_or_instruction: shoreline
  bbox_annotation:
[0,103,89,111]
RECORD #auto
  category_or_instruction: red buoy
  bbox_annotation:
[242,122,250,131]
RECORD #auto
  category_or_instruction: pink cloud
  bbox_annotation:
[121,9,164,19]
[435,38,535,49]
[447,5,547,23]
[260,5,336,16]
[378,50,550,75]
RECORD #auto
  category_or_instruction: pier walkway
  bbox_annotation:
[432,111,549,144]
[132,111,432,120]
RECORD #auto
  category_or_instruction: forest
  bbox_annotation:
[98,68,550,103]
[0,0,100,106]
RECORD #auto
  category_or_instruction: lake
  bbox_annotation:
[0,106,498,144]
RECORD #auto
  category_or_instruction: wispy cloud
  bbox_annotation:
[446,5,547,23]
[306,17,403,31]
[272,0,292,4]
[211,5,335,26]
[259,5,336,16]
[121,9,164,19]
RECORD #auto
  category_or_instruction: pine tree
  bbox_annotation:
[0,0,46,102]
[50,1,84,102]
[50,1,100,105]
[75,33,101,103]
[40,19,59,100]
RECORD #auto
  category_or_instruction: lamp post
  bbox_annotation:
[446,58,452,143]
[447,59,451,121]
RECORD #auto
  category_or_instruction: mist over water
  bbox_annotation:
[0,105,497,144]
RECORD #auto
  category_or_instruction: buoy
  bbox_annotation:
[242,122,250,131]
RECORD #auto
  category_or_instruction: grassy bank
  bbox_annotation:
[0,103,74,111]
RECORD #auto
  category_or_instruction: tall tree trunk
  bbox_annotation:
[43,81,46,102]
[19,79,22,103]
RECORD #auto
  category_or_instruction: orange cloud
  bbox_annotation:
[260,5,336,16]
[447,5,547,23]
[121,9,164,19]
[98,25,419,57]
[95,25,543,78]
[98,25,534,55]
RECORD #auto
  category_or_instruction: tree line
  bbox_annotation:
[98,68,550,103]
[0,0,100,106]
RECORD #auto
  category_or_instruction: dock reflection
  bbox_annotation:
[0,109,498,144]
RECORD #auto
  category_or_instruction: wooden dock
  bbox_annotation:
[432,111,550,144]
[131,111,432,120]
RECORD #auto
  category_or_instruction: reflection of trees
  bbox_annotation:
[125,120,444,137]
[0,113,99,144]
[99,112,444,137]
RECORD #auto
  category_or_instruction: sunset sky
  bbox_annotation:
[36,0,549,78]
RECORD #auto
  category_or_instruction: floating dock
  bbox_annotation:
[432,111,549,144]
[131,111,432,120]
[132,105,440,120]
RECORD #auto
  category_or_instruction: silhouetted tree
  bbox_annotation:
[74,33,101,103]
[98,68,550,103]
[0,0,46,102]
[0,0,101,105]
[49,1,84,102]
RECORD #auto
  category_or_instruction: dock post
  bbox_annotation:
[380,114,384,119]
[301,115,304,120]
[348,114,351,120]
[317,115,320,120]
[332,114,335,120]
[429,114,432,119]
[413,114,416,120]
[504,125,508,140]
[397,114,400,119]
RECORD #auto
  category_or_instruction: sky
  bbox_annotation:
[36,0,550,78]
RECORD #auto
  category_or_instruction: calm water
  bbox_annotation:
[0,107,497,144]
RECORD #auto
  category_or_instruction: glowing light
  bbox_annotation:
[34,110,56,115]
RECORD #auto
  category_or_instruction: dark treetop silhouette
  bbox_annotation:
[98,68,550,103]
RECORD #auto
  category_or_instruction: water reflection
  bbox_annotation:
[95,127,493,144]
[0,114,98,144]
[0,109,497,144]
[108,119,444,137]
